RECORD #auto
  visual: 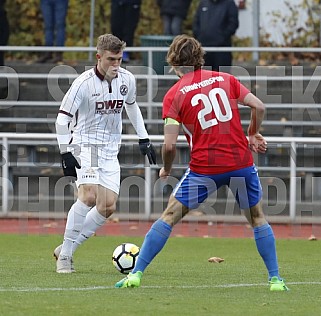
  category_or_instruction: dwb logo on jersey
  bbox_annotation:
[95,100,124,115]
[120,85,128,96]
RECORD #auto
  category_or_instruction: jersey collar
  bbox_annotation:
[94,65,119,81]
[94,65,105,81]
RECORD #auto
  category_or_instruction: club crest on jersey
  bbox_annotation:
[120,85,128,96]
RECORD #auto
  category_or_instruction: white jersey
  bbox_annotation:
[59,66,137,159]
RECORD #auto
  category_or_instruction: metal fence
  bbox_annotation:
[1,133,321,223]
[1,45,321,222]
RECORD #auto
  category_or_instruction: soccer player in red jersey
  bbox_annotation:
[115,35,288,291]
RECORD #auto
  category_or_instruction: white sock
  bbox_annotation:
[60,199,92,257]
[72,206,107,253]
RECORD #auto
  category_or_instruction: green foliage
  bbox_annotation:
[266,0,320,47]
[0,234,321,315]
[5,0,321,63]
[232,36,253,63]
[261,0,321,64]
[5,0,163,60]
[5,0,196,58]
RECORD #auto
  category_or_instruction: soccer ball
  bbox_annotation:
[112,243,140,274]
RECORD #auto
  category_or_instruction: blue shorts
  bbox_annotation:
[172,165,262,209]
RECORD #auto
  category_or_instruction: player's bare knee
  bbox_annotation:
[78,186,97,207]
[77,190,96,207]
[161,208,186,227]
[248,202,267,227]
[80,195,96,207]
[160,212,175,226]
[97,204,116,218]
[252,217,267,227]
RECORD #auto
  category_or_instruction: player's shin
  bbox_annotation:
[132,219,172,273]
[60,199,91,257]
[73,206,107,251]
[253,223,279,279]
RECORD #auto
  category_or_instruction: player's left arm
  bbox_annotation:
[242,92,267,154]
[160,118,180,179]
[125,73,156,164]
[125,101,157,164]
[125,101,149,139]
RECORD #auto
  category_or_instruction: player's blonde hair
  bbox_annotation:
[97,34,126,55]
[167,35,205,73]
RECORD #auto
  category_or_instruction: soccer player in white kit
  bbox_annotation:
[54,33,157,273]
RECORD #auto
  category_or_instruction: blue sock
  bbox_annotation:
[253,223,279,280]
[132,219,172,273]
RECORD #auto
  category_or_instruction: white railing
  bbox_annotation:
[2,45,321,126]
[1,133,321,222]
[1,45,321,221]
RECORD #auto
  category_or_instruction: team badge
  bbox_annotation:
[120,85,128,96]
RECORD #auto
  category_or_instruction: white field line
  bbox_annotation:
[0,282,320,293]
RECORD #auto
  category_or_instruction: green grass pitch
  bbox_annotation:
[0,234,320,316]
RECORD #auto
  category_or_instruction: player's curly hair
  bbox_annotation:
[97,34,126,54]
[167,35,205,73]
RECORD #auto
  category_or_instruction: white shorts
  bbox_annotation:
[75,149,120,194]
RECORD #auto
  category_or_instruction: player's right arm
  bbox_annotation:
[55,111,73,153]
[55,80,84,178]
[55,80,83,153]
[160,118,180,179]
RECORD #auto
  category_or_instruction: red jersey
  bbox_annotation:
[162,69,253,174]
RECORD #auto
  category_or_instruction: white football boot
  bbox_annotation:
[54,244,75,273]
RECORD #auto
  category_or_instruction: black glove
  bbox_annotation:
[139,138,157,165]
[61,152,81,179]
